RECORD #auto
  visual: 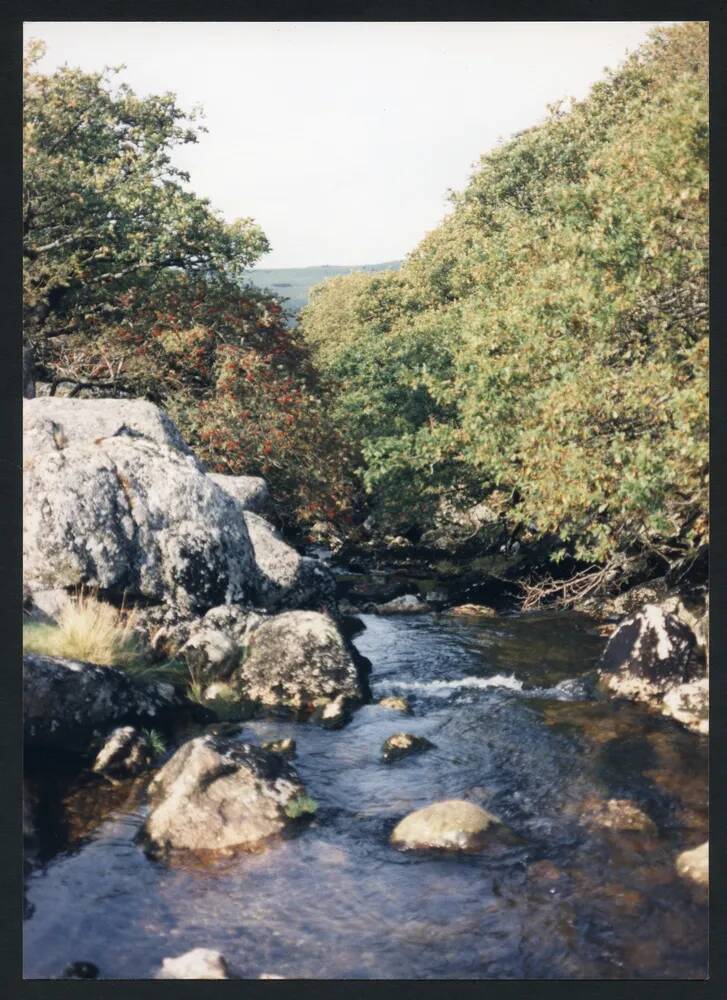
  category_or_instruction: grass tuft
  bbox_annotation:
[22,590,147,669]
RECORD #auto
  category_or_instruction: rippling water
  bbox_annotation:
[23,611,708,979]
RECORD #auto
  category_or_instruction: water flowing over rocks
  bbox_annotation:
[141,735,308,855]
[597,604,706,732]
[235,610,365,715]
[381,732,435,763]
[23,653,180,753]
[390,800,505,851]
[156,948,231,980]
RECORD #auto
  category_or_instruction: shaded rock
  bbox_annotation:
[391,800,504,851]
[448,603,498,618]
[24,653,180,753]
[24,587,72,623]
[208,473,271,515]
[598,605,701,713]
[23,397,257,614]
[676,841,708,886]
[236,611,364,715]
[142,735,307,855]
[662,677,709,735]
[180,627,241,682]
[243,511,336,612]
[375,594,430,614]
[378,696,412,715]
[382,732,435,763]
[581,797,656,834]
[156,948,230,980]
[200,604,263,644]
[92,725,152,779]
[261,738,296,758]
[338,614,366,640]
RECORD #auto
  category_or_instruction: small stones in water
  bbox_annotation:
[448,603,498,618]
[92,726,152,780]
[581,797,656,834]
[391,799,504,851]
[676,841,708,886]
[156,948,230,979]
[378,696,412,715]
[63,961,100,979]
[262,737,297,758]
[381,732,435,763]
[312,694,350,730]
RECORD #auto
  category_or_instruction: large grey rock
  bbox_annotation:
[156,948,231,980]
[208,473,271,515]
[391,800,504,851]
[23,398,258,614]
[236,610,363,714]
[142,735,307,854]
[23,653,179,753]
[243,511,336,612]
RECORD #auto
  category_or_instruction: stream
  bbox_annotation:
[23,610,708,979]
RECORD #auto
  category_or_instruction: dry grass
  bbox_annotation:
[23,590,146,669]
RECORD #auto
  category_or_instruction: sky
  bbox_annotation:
[27,21,673,268]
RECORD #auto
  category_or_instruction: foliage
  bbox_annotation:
[23,41,358,529]
[300,22,708,571]
[22,590,146,668]
[284,793,318,819]
[141,728,167,759]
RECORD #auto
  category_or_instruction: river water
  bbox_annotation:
[23,611,708,979]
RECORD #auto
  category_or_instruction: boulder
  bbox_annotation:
[375,594,430,615]
[676,842,708,886]
[92,725,152,779]
[312,694,350,730]
[261,738,296,758]
[381,733,435,763]
[448,603,498,618]
[141,735,308,854]
[580,797,656,834]
[23,398,258,614]
[23,653,179,753]
[180,627,241,683]
[235,611,364,715]
[597,605,702,718]
[156,948,230,980]
[661,677,709,735]
[391,800,504,851]
[208,473,271,515]
[243,511,336,612]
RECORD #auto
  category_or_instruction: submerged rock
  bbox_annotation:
[676,841,708,886]
[92,726,152,779]
[261,737,296,758]
[378,696,413,715]
[382,733,435,763]
[581,797,656,834]
[23,653,179,753]
[375,594,430,614]
[391,800,504,851]
[236,611,364,715]
[156,948,230,980]
[142,735,307,855]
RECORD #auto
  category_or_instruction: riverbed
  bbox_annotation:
[23,610,708,979]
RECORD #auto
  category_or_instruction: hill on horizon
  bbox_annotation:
[246,260,402,315]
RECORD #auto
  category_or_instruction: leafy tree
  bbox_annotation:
[300,22,708,581]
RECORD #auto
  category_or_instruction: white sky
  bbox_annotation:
[27,21,672,268]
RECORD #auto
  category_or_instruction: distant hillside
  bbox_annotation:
[246,261,402,315]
